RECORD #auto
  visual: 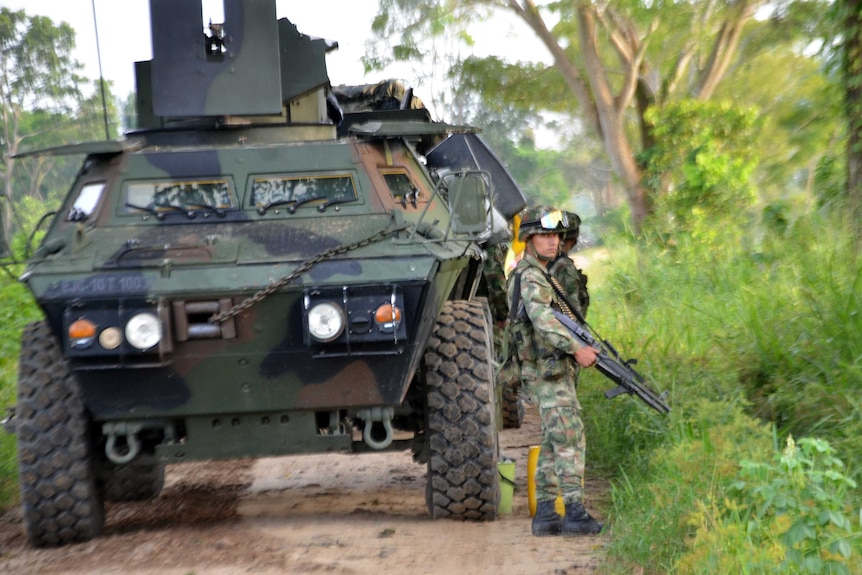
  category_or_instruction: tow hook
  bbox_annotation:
[102,422,143,464]
[358,407,394,450]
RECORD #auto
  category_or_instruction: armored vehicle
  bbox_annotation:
[6,0,526,546]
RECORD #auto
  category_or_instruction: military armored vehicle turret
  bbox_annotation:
[7,0,526,547]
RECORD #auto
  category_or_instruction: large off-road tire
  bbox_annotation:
[501,384,525,429]
[423,299,499,521]
[101,459,166,502]
[16,321,105,547]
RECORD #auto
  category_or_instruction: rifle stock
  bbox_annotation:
[552,310,670,414]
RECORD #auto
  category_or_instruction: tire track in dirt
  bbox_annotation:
[0,404,607,574]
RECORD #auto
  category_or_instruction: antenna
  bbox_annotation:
[91,0,110,140]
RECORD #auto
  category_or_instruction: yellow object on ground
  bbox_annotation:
[527,445,565,517]
[498,460,516,514]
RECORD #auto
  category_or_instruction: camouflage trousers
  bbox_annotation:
[535,404,586,504]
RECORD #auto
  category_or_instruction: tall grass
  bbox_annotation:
[0,266,42,507]
[585,209,862,573]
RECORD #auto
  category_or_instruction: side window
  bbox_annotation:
[67,182,106,221]
[124,178,235,213]
[381,170,423,207]
[250,174,357,209]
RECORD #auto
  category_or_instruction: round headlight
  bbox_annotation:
[307,301,345,343]
[99,327,123,350]
[125,313,162,350]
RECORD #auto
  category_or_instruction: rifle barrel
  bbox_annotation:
[552,310,671,414]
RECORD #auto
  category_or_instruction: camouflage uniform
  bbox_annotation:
[507,251,587,505]
[549,210,589,318]
[482,242,510,358]
[549,255,589,319]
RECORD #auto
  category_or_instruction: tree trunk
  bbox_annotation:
[576,5,649,233]
[846,0,862,238]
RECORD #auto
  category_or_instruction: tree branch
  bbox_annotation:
[507,0,602,137]
[695,0,761,99]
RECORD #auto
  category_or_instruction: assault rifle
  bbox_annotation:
[552,310,670,414]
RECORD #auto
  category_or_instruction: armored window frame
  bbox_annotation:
[249,173,358,209]
[67,182,107,221]
[379,169,426,207]
[123,177,237,214]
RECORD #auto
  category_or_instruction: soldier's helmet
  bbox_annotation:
[517,206,570,241]
[561,211,581,243]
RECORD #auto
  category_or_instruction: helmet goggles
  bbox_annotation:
[539,209,569,230]
[517,206,575,241]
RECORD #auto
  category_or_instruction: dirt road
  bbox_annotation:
[0,404,608,574]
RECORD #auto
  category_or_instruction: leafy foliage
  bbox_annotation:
[601,399,775,573]
[0,8,113,242]
[727,436,859,574]
[640,100,761,240]
[367,0,839,232]
[592,205,862,573]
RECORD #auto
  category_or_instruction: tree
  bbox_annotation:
[843,0,862,235]
[641,99,761,243]
[446,61,602,210]
[369,0,789,233]
[0,8,87,240]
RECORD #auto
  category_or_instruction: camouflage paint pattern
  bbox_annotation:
[505,252,584,386]
[506,251,588,504]
[535,404,585,503]
[13,0,528,464]
[20,130,484,460]
[549,255,590,318]
[482,242,509,358]
[10,3,526,545]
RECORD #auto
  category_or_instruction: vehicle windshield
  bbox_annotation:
[251,174,357,211]
[125,178,235,213]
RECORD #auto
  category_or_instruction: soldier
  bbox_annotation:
[549,211,590,318]
[506,206,603,536]
[482,241,511,352]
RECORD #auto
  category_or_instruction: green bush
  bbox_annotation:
[601,399,774,573]
[676,435,860,574]
[0,263,43,507]
[591,207,862,573]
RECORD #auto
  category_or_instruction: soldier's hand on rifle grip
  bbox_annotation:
[574,346,600,368]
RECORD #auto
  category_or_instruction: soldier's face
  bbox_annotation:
[528,233,560,261]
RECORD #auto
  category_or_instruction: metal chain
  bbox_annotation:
[209,224,411,324]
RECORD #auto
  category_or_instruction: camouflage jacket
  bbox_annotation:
[549,255,589,319]
[482,243,510,325]
[506,253,584,407]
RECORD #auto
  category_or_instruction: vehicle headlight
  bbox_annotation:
[98,326,123,350]
[307,301,345,342]
[374,303,402,333]
[125,313,162,350]
[68,318,97,349]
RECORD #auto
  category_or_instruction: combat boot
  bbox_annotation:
[561,502,603,535]
[531,500,563,536]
